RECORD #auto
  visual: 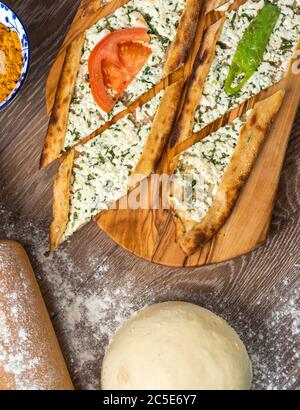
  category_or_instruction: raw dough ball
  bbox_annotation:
[101,302,252,390]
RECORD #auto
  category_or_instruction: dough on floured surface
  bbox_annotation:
[101,301,252,390]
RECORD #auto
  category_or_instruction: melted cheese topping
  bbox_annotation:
[193,0,300,132]
[173,116,245,223]
[63,91,164,240]
[64,0,186,151]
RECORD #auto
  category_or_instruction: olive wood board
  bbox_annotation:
[45,0,300,267]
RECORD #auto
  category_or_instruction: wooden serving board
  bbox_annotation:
[46,0,300,267]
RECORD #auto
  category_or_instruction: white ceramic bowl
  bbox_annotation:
[0,1,30,111]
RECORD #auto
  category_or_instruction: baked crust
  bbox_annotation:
[50,150,75,251]
[164,0,203,76]
[41,34,85,169]
[168,18,225,155]
[204,0,231,13]
[172,90,285,256]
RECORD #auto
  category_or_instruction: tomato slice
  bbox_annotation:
[119,41,152,78]
[102,42,152,99]
[102,60,129,95]
[88,28,151,113]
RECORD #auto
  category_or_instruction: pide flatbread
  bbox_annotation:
[193,0,299,133]
[50,81,183,250]
[41,0,203,168]
[169,90,284,256]
[170,0,300,150]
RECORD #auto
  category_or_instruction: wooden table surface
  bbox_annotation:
[1,0,300,390]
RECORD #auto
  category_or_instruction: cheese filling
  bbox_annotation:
[63,91,164,240]
[193,0,300,133]
[173,116,246,223]
[64,0,186,152]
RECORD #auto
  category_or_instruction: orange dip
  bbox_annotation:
[0,23,22,103]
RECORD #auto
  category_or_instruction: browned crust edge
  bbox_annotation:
[204,0,231,13]
[50,150,75,251]
[168,17,225,155]
[173,90,285,256]
[41,33,85,169]
[164,0,204,76]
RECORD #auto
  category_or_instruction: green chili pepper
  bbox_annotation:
[224,2,280,96]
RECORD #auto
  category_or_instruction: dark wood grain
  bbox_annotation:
[0,0,300,390]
